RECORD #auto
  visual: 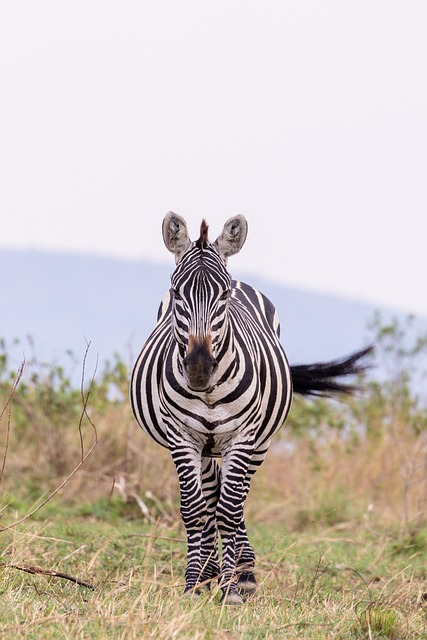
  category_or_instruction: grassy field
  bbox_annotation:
[1,499,426,639]
[1,323,427,638]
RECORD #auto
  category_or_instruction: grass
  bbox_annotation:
[1,498,426,639]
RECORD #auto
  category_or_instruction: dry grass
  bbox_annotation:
[3,388,426,529]
[250,427,427,531]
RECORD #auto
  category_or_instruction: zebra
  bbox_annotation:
[130,212,371,604]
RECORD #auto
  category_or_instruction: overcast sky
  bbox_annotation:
[1,1,426,315]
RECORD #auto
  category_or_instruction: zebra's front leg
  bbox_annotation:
[236,447,268,595]
[200,457,221,588]
[235,519,257,594]
[168,429,206,595]
[216,434,254,604]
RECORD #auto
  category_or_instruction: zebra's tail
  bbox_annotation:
[290,346,374,397]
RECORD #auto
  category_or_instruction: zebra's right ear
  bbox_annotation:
[214,215,248,263]
[162,212,192,263]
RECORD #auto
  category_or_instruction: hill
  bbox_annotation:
[0,249,418,382]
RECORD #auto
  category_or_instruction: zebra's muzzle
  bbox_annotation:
[183,336,218,392]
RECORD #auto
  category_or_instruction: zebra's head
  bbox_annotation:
[162,212,248,392]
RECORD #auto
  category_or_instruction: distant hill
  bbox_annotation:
[1,249,421,383]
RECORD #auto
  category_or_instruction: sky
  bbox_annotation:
[1,1,426,316]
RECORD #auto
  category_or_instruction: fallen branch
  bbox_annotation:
[0,562,95,590]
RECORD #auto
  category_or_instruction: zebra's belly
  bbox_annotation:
[202,434,221,457]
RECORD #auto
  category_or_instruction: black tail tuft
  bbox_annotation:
[290,346,374,397]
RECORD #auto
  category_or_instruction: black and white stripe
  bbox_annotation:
[130,212,372,604]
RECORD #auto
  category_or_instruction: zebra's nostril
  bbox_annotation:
[184,338,216,369]
[182,347,218,391]
[184,353,217,372]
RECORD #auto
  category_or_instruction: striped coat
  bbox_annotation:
[131,212,371,604]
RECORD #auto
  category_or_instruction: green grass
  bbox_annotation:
[1,501,426,639]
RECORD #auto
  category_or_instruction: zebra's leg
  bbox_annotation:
[167,426,206,596]
[235,447,268,594]
[216,433,255,604]
[199,457,221,588]
[235,518,257,594]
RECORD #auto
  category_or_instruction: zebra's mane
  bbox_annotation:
[195,219,209,251]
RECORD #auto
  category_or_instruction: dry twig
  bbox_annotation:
[0,562,95,590]
[0,359,25,488]
[0,342,98,532]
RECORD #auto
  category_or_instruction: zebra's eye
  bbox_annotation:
[220,291,229,301]
[173,289,182,301]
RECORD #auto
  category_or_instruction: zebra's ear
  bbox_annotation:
[162,212,192,263]
[214,215,248,262]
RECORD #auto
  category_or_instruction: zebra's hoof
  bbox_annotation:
[221,590,243,605]
[237,571,257,595]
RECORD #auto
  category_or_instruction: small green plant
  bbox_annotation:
[389,526,427,557]
[356,606,403,639]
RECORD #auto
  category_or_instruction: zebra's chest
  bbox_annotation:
[161,373,252,436]
[173,397,247,434]
[170,404,249,458]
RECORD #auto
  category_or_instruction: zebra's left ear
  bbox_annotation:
[162,212,192,264]
[214,215,248,263]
